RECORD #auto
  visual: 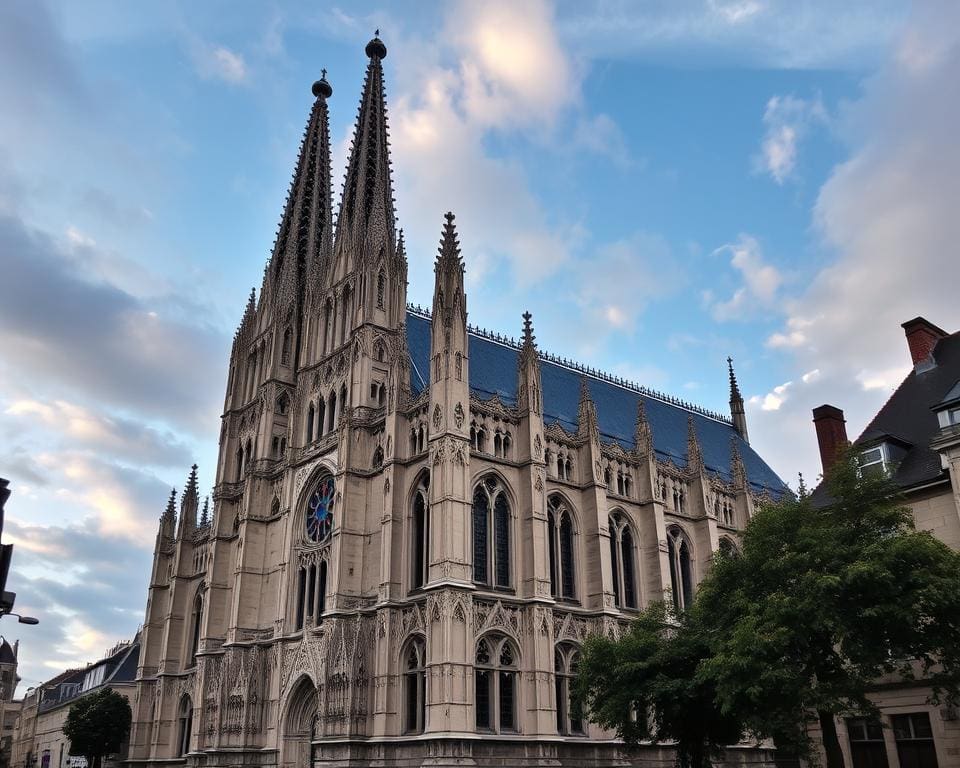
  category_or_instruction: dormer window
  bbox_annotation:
[936,405,960,429]
[858,445,887,478]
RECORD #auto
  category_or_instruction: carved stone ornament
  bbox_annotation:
[432,403,442,430]
[534,433,542,459]
[432,441,445,467]
[534,473,544,493]
[454,401,465,429]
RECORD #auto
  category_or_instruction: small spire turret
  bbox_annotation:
[634,398,653,457]
[686,414,704,473]
[577,377,600,443]
[730,435,748,490]
[728,356,749,444]
[200,495,210,526]
[178,464,199,536]
[516,311,542,414]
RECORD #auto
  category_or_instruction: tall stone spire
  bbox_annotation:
[516,311,542,415]
[333,34,396,276]
[728,356,749,444]
[430,213,467,390]
[264,71,335,333]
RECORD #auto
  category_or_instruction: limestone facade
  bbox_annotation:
[127,35,786,768]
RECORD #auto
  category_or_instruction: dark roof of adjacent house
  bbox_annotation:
[405,311,787,496]
[37,637,140,713]
[845,330,960,491]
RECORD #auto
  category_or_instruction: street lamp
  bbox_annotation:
[5,615,38,625]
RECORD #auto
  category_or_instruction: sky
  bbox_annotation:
[1,0,959,694]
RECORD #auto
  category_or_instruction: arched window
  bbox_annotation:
[377,269,386,310]
[472,477,511,588]
[295,568,306,630]
[324,298,333,353]
[306,403,315,443]
[502,432,511,458]
[547,495,576,600]
[339,384,347,425]
[555,644,584,735]
[295,560,326,631]
[177,695,193,757]
[372,445,384,470]
[603,466,611,486]
[277,393,289,415]
[667,526,694,612]
[608,514,637,609]
[475,634,518,733]
[718,536,739,558]
[235,447,244,481]
[341,285,353,343]
[494,432,503,457]
[281,327,292,366]
[564,457,573,481]
[305,475,335,543]
[244,439,253,472]
[403,636,426,734]
[189,592,203,663]
[327,391,337,434]
[411,477,430,590]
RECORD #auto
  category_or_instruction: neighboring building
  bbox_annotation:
[127,35,787,768]
[10,639,139,768]
[0,639,22,768]
[811,316,960,768]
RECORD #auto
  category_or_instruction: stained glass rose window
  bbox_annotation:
[306,475,335,542]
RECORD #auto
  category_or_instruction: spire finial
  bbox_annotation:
[634,398,653,457]
[312,68,333,99]
[163,488,177,520]
[366,32,387,59]
[686,414,704,473]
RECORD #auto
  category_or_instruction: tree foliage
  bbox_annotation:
[63,687,132,768]
[577,452,960,768]
[575,602,743,768]
[696,453,960,764]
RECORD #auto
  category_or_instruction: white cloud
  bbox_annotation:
[750,380,792,411]
[193,43,247,84]
[755,93,827,184]
[801,368,821,384]
[708,0,767,25]
[709,234,782,320]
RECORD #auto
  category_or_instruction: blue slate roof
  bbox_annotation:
[406,312,786,496]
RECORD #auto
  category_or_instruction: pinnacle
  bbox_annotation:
[727,356,742,401]
[436,211,462,267]
[521,311,536,348]
[163,488,176,519]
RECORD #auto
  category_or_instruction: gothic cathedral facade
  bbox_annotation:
[128,36,786,768]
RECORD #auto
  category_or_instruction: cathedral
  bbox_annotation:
[128,35,786,768]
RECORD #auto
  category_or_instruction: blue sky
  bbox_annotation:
[2,0,959,692]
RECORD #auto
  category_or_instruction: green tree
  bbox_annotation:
[63,687,132,768]
[575,601,744,768]
[696,452,960,768]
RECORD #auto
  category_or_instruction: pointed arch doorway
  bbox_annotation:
[281,676,319,768]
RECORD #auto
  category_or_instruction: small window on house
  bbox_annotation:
[847,717,889,768]
[892,713,939,768]
[859,445,887,478]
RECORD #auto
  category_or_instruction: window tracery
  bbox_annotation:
[177,695,193,757]
[411,475,430,590]
[667,526,694,612]
[555,643,584,735]
[472,476,511,588]
[475,634,518,733]
[547,495,576,601]
[402,636,426,733]
[608,513,637,609]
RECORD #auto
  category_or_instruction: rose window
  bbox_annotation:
[306,476,335,542]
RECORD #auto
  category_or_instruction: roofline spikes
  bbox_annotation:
[404,303,732,424]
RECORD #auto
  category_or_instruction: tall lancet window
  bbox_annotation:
[189,592,203,664]
[547,495,576,600]
[403,636,426,734]
[323,298,333,353]
[667,526,694,612]
[281,326,292,366]
[177,696,193,757]
[377,268,386,309]
[475,634,518,733]
[411,475,430,590]
[608,513,638,610]
[555,643,584,735]
[306,403,315,443]
[472,477,511,588]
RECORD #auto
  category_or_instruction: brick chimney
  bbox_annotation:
[901,317,947,368]
[813,404,848,477]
